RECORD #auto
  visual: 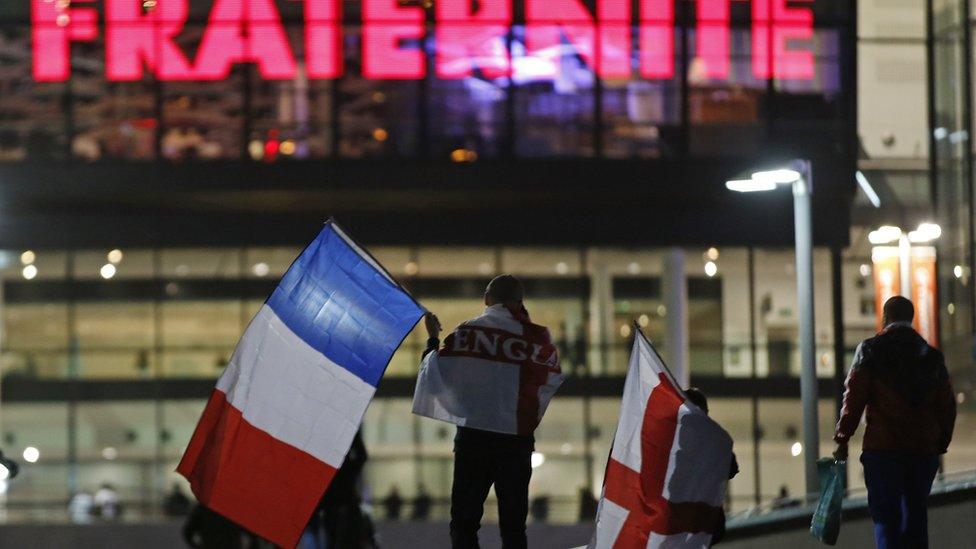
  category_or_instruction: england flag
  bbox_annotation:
[590,328,733,549]
[177,221,423,548]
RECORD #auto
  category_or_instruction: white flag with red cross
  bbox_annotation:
[589,328,733,549]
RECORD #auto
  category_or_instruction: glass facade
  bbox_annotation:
[0,243,901,521]
[0,1,848,162]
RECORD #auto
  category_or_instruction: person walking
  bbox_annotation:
[420,274,564,549]
[833,296,956,549]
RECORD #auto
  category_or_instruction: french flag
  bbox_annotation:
[177,222,424,548]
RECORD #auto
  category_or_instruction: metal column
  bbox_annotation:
[793,165,819,495]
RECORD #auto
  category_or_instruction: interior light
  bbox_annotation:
[790,442,803,457]
[22,265,38,280]
[404,261,419,276]
[868,225,902,245]
[638,314,650,328]
[726,179,777,193]
[100,263,116,280]
[20,250,35,265]
[954,265,964,279]
[704,261,718,277]
[555,262,569,275]
[627,262,641,275]
[859,264,871,277]
[855,171,881,208]
[531,452,546,469]
[22,446,39,463]
[751,168,801,185]
[102,447,118,460]
[107,249,123,264]
[252,262,270,277]
[706,247,719,261]
[908,222,942,243]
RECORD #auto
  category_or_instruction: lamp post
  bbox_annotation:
[727,159,819,496]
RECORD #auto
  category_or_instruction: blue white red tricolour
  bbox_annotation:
[177,221,424,548]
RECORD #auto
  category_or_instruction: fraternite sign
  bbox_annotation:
[32,0,817,82]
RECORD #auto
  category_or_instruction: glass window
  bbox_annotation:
[244,247,302,279]
[4,303,69,379]
[602,30,682,159]
[162,26,244,160]
[74,302,155,379]
[338,26,421,158]
[75,401,158,508]
[160,249,242,279]
[1,403,70,510]
[416,247,496,276]
[0,26,67,162]
[160,300,242,377]
[72,34,157,161]
[512,26,595,157]
[73,249,156,280]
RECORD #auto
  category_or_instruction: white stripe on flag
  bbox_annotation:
[218,305,376,468]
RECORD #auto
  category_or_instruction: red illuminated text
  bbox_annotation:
[31,0,817,82]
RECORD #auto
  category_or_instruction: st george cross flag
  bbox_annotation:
[590,329,733,549]
[177,221,424,548]
[412,304,563,435]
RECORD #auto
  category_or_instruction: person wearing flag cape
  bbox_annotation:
[589,326,734,549]
[413,274,565,549]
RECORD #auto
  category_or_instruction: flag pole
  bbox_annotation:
[632,322,689,400]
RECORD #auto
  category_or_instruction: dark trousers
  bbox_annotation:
[861,450,940,549]
[450,442,532,549]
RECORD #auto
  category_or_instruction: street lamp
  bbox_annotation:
[727,159,820,496]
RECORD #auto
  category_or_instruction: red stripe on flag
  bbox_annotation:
[177,390,337,548]
[603,373,721,548]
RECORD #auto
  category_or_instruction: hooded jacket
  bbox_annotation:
[835,322,956,454]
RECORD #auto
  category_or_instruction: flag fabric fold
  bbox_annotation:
[177,221,424,548]
[590,329,733,549]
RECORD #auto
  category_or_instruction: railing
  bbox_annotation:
[726,468,976,529]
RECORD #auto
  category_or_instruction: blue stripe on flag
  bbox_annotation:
[266,224,424,387]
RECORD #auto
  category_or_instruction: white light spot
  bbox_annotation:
[555,262,569,275]
[531,452,546,469]
[478,262,493,275]
[638,314,650,328]
[859,264,871,278]
[627,262,641,275]
[0,465,8,481]
[100,263,116,280]
[252,262,270,277]
[22,446,39,463]
[22,265,37,280]
[102,447,118,461]
[560,443,573,455]
[657,305,667,317]
[704,261,718,277]
[954,265,964,279]
[790,442,803,457]
[107,249,123,264]
[706,247,719,261]
[20,251,35,265]
[619,324,632,338]
[948,303,956,315]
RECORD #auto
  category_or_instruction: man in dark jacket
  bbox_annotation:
[833,296,956,549]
